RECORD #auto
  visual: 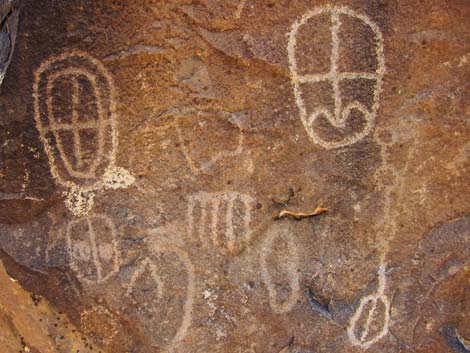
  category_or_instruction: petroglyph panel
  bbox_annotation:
[66,214,120,285]
[122,239,194,353]
[260,222,301,314]
[187,191,254,254]
[1,1,468,352]
[288,5,385,149]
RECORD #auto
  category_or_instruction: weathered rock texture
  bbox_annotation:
[0,1,469,353]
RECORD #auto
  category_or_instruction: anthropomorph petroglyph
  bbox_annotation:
[33,50,134,216]
[347,260,391,349]
[66,214,120,286]
[259,222,300,314]
[187,192,254,254]
[123,237,195,353]
[288,5,385,149]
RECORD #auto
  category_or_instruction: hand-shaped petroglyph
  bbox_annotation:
[33,51,134,216]
[347,261,390,349]
[288,6,385,149]
[187,192,254,254]
[260,223,300,314]
[66,214,120,286]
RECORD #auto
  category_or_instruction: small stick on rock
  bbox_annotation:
[276,207,328,220]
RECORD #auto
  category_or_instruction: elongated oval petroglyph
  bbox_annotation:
[124,239,195,353]
[33,50,134,216]
[347,261,391,349]
[288,5,385,149]
[187,191,254,254]
[260,223,300,314]
[66,214,120,285]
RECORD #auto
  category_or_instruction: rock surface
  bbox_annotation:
[0,1,469,352]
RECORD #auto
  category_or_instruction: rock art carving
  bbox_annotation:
[288,5,385,149]
[347,260,390,349]
[259,223,300,314]
[175,111,247,175]
[33,50,134,216]
[124,257,164,300]
[66,214,120,285]
[234,0,247,19]
[187,191,254,254]
[124,239,195,353]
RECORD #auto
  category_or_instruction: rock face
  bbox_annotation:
[0,1,469,352]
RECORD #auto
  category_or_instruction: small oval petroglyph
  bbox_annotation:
[260,223,300,314]
[347,261,391,349]
[288,5,385,149]
[66,214,120,285]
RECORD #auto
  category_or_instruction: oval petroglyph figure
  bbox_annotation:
[288,5,385,149]
[124,238,195,353]
[260,222,301,314]
[66,214,120,286]
[347,260,391,349]
[33,50,134,216]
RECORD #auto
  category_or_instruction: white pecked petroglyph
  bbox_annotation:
[347,260,391,349]
[33,50,134,217]
[176,117,246,175]
[127,236,195,353]
[124,257,164,300]
[288,5,385,149]
[187,192,254,253]
[259,223,301,314]
[66,214,120,285]
[234,0,247,19]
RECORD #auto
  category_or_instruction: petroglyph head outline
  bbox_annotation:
[288,5,385,149]
[34,50,118,186]
[175,113,245,175]
[260,223,301,314]
[187,191,254,254]
[347,261,391,349]
[33,50,134,216]
[66,214,120,285]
